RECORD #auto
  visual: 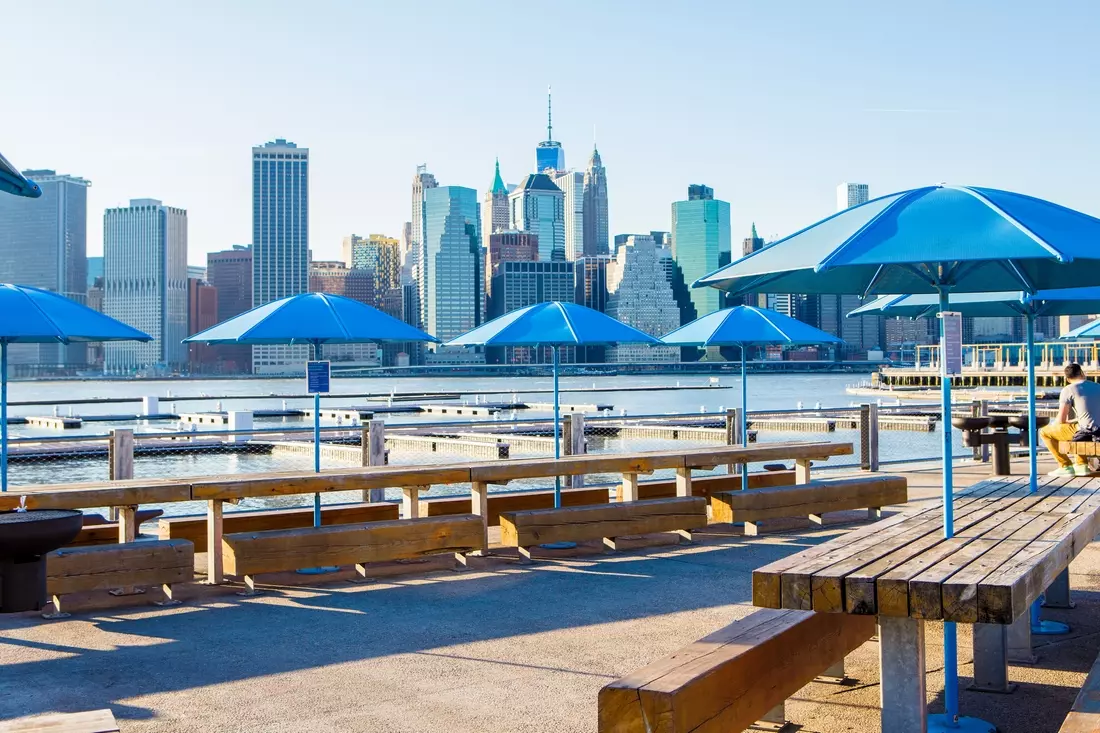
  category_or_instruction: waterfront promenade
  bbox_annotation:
[2,457,1097,732]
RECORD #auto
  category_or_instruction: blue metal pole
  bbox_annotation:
[553,344,561,509]
[741,346,748,491]
[1026,312,1038,494]
[2,341,7,492]
[313,342,321,528]
[939,288,959,723]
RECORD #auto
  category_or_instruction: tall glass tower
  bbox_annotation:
[0,169,91,369]
[422,186,482,342]
[582,146,609,256]
[671,184,731,320]
[535,86,565,174]
[509,174,565,261]
[252,139,309,373]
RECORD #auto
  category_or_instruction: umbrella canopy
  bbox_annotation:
[661,306,842,490]
[661,305,843,347]
[852,287,1100,319]
[0,284,151,344]
[446,302,660,509]
[697,185,1100,296]
[184,292,438,346]
[1061,318,1100,339]
[446,301,662,348]
[0,151,41,198]
[0,285,152,491]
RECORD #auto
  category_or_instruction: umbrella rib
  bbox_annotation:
[1002,260,1038,293]
[815,189,920,273]
[554,302,581,345]
[861,264,887,299]
[321,293,356,343]
[17,287,70,344]
[752,307,793,343]
[957,186,1068,262]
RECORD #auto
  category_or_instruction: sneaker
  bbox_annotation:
[1074,463,1091,477]
[1048,466,1076,476]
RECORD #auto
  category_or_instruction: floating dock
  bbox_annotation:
[25,416,82,430]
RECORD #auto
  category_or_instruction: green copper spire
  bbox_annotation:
[490,157,507,195]
[750,222,759,239]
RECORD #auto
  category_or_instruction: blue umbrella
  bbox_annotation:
[185,293,439,527]
[1060,316,1100,340]
[660,306,842,489]
[0,151,41,198]
[446,301,662,508]
[0,285,151,491]
[696,185,1100,733]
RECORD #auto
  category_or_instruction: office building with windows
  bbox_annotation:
[252,139,309,373]
[671,184,731,321]
[582,146,608,256]
[0,169,91,370]
[509,173,564,262]
[421,186,482,344]
[103,199,188,373]
[837,182,870,211]
[553,170,584,260]
[482,159,510,246]
[206,245,252,373]
[605,235,680,363]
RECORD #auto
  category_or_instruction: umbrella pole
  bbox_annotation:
[740,346,748,491]
[1,341,7,492]
[313,342,321,529]
[1027,312,1038,493]
[553,344,561,509]
[939,288,960,725]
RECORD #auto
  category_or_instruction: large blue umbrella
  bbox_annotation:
[185,293,439,527]
[446,301,662,508]
[0,151,41,198]
[1060,316,1100,340]
[0,285,151,490]
[696,185,1100,733]
[660,306,842,489]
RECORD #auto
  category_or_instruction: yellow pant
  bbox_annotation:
[1039,422,1085,468]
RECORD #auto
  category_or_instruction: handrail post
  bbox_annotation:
[859,403,879,472]
[362,420,386,503]
[726,408,742,476]
[108,428,134,521]
[979,400,990,463]
[563,413,585,489]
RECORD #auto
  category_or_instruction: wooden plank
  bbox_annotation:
[597,609,874,733]
[69,525,124,547]
[46,540,194,596]
[680,441,853,470]
[157,502,399,552]
[1058,648,1100,733]
[0,709,120,733]
[754,478,1017,611]
[190,464,474,501]
[0,480,191,511]
[638,471,795,501]
[499,497,706,548]
[222,515,484,576]
[710,475,907,526]
[840,478,1036,615]
[419,486,610,525]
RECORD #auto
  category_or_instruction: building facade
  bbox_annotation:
[343,233,402,311]
[671,184,731,321]
[206,245,253,373]
[605,235,681,363]
[482,159,510,246]
[509,174,565,262]
[837,182,870,211]
[0,169,91,370]
[103,199,188,373]
[187,277,219,373]
[582,146,609,256]
[485,230,538,302]
[553,170,585,260]
[409,165,438,279]
[252,139,309,373]
[421,186,482,344]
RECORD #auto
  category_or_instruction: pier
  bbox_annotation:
[24,416,82,430]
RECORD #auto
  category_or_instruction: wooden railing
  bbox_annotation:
[2,441,853,584]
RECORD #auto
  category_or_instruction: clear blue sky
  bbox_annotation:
[3,1,1098,265]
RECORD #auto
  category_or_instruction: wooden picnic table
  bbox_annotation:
[752,474,1100,732]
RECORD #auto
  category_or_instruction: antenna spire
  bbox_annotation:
[547,85,553,141]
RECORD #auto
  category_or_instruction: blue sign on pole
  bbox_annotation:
[307,360,331,394]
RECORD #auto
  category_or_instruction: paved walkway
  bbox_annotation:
[2,457,1097,732]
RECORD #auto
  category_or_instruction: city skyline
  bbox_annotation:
[6,3,1097,265]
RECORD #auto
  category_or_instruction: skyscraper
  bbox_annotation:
[410,165,438,269]
[343,233,402,307]
[605,235,681,363]
[837,182,870,211]
[421,186,482,343]
[582,146,609,256]
[206,245,252,373]
[103,199,188,373]
[252,139,309,373]
[535,87,565,173]
[487,261,575,364]
[739,223,766,308]
[671,184,731,320]
[553,169,585,260]
[0,169,91,369]
[482,159,509,244]
[485,230,538,301]
[509,173,565,261]
[187,276,218,373]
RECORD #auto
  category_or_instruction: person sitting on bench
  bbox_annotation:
[1040,362,1100,476]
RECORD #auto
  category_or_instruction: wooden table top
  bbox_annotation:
[752,475,1100,625]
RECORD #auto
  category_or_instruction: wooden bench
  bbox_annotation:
[711,475,908,535]
[419,485,610,525]
[221,514,484,593]
[0,709,119,733]
[45,540,194,617]
[1059,648,1100,732]
[499,497,707,562]
[598,608,875,732]
[157,501,399,552]
[626,470,795,501]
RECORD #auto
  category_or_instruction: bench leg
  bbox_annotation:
[808,513,824,525]
[401,486,422,519]
[207,499,224,585]
[470,481,490,556]
[1007,608,1037,664]
[42,595,70,620]
[517,546,533,564]
[1042,568,1074,609]
[453,552,468,571]
[744,521,762,536]
[795,458,812,484]
[237,575,260,597]
[675,529,692,544]
[153,583,182,608]
[115,505,139,595]
[750,702,794,732]
[816,658,853,685]
[620,472,638,502]
[878,615,927,733]
[868,506,883,520]
[969,623,1016,694]
[602,537,617,553]
[675,467,692,497]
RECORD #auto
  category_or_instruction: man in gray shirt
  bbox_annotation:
[1040,363,1100,476]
